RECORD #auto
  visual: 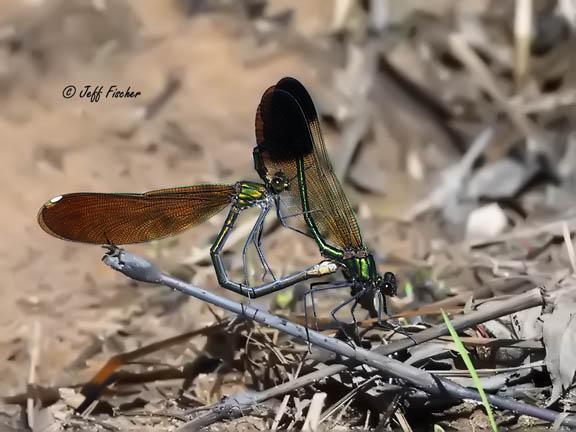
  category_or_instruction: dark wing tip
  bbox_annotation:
[275,77,319,125]
[256,85,313,161]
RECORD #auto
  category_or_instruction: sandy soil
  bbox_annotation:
[0,0,337,393]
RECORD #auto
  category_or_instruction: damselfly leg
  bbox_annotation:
[366,291,416,343]
[274,195,312,238]
[211,205,337,299]
[329,289,370,347]
[299,280,349,349]
[304,281,350,327]
[253,204,276,280]
[241,201,275,284]
[302,281,366,348]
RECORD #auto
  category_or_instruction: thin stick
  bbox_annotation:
[302,392,326,432]
[449,33,536,139]
[514,0,533,89]
[184,288,548,429]
[562,221,576,275]
[101,249,576,429]
[27,321,41,430]
[319,375,378,423]
[76,321,230,413]
[271,395,290,431]
[466,215,576,249]
[379,288,544,355]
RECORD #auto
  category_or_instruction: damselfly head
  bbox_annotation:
[377,271,397,297]
[269,171,289,194]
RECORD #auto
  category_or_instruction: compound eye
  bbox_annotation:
[270,173,289,193]
[381,272,397,296]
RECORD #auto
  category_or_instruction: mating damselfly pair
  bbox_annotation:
[38,77,397,339]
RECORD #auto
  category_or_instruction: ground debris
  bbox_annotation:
[4,0,576,431]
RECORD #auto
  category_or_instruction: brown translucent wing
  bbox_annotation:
[38,184,235,244]
[255,78,363,251]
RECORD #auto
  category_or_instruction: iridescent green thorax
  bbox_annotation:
[341,252,380,283]
[234,182,267,208]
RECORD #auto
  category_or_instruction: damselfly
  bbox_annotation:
[38,182,337,298]
[38,166,342,414]
[252,77,397,335]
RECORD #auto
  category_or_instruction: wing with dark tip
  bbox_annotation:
[255,77,363,250]
[38,184,235,244]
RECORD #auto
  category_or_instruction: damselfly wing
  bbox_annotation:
[254,77,397,328]
[38,184,236,244]
[255,77,363,254]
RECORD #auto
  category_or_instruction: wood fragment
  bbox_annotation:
[105,249,576,428]
[449,33,537,139]
[271,394,290,431]
[562,221,576,275]
[514,0,533,89]
[26,321,41,430]
[302,392,326,432]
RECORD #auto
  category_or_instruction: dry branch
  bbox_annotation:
[100,247,576,429]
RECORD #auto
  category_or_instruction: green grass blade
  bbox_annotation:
[404,280,414,297]
[441,309,498,432]
[275,287,294,309]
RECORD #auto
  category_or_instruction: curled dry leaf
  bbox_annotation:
[542,295,576,402]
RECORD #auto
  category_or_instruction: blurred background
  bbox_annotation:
[2,0,576,427]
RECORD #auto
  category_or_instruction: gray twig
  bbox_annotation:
[184,287,548,429]
[101,248,576,429]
